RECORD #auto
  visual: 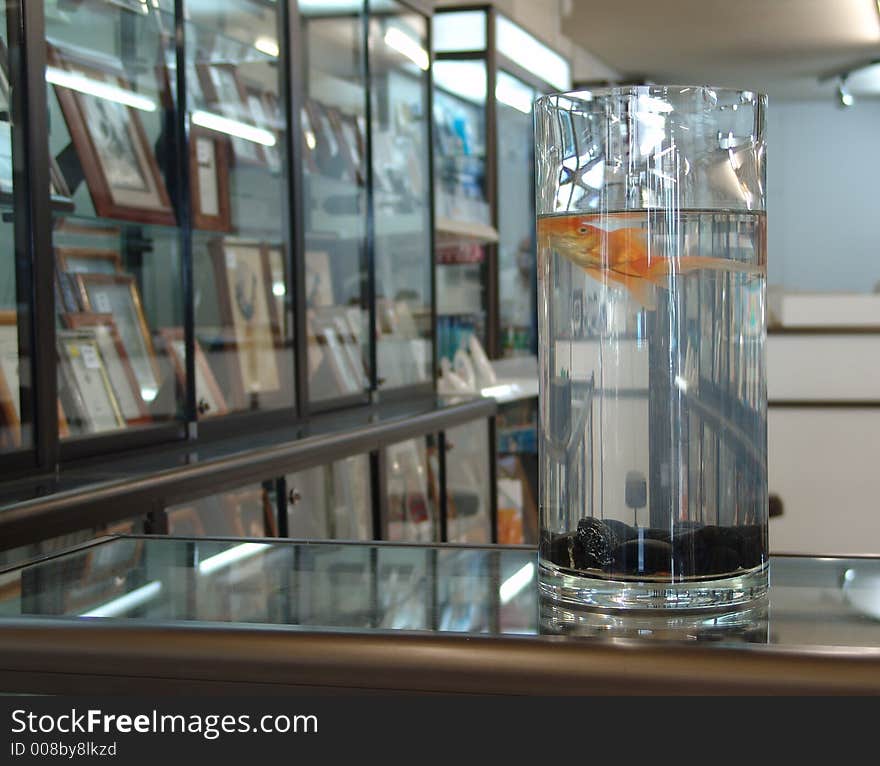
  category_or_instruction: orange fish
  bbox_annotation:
[538,215,765,309]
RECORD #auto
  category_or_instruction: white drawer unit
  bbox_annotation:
[769,408,880,555]
[768,334,880,402]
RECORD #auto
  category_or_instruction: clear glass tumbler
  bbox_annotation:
[535,86,768,610]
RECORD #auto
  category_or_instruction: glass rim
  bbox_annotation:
[535,84,768,107]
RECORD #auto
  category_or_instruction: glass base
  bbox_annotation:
[538,560,769,611]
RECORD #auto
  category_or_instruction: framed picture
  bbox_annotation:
[166,506,206,537]
[198,63,266,167]
[307,308,358,397]
[73,273,162,405]
[189,126,232,232]
[56,247,123,275]
[56,329,126,435]
[305,249,334,307]
[0,310,20,446]
[158,326,228,419]
[265,245,288,335]
[209,239,282,409]
[244,84,282,174]
[47,43,175,225]
[62,312,151,426]
[323,307,367,390]
[327,107,364,185]
[306,99,347,179]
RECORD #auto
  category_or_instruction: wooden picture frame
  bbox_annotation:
[209,239,283,410]
[0,310,19,447]
[47,43,175,226]
[197,62,267,167]
[0,36,71,202]
[326,106,363,184]
[56,329,126,435]
[307,308,358,397]
[62,312,151,425]
[166,505,206,537]
[158,326,228,419]
[306,99,348,179]
[189,126,232,232]
[73,273,162,405]
[244,84,282,174]
[223,487,277,538]
[56,247,123,275]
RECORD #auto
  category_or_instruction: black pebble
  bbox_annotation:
[642,527,672,543]
[574,518,617,570]
[705,545,741,575]
[602,519,638,543]
[673,529,710,577]
[612,538,674,576]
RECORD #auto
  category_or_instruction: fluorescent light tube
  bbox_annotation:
[192,110,276,147]
[384,27,429,71]
[81,581,162,618]
[198,542,269,576]
[254,36,280,58]
[46,66,156,112]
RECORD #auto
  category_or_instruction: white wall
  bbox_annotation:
[767,100,880,293]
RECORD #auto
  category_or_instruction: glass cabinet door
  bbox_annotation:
[496,70,538,358]
[285,454,372,540]
[369,1,432,391]
[444,419,492,544]
[432,58,490,367]
[300,1,370,406]
[45,0,186,437]
[385,435,439,542]
[187,0,294,419]
[0,11,31,454]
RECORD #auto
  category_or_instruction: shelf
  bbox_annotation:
[435,217,499,246]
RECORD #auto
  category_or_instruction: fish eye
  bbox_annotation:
[578,226,589,234]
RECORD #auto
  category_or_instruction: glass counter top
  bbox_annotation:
[3,535,880,652]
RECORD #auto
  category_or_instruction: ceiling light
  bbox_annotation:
[192,110,276,146]
[837,79,854,107]
[46,66,157,112]
[254,36,280,58]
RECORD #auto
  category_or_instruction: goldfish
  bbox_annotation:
[538,214,765,310]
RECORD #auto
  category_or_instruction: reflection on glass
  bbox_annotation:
[189,1,294,417]
[286,455,372,540]
[386,436,439,542]
[496,70,537,358]
[301,3,370,404]
[445,420,491,543]
[370,3,432,390]
[166,483,276,538]
[46,2,184,437]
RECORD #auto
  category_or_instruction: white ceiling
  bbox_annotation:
[561,0,880,100]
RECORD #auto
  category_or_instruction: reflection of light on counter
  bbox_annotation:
[500,561,535,605]
[140,386,158,403]
[46,67,157,112]
[81,581,162,618]
[192,110,276,147]
[198,542,269,576]
[272,281,286,297]
[384,27,429,71]
[254,36,280,58]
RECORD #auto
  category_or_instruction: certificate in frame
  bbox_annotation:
[0,310,20,447]
[47,44,175,226]
[73,272,162,406]
[190,126,232,232]
[158,326,228,419]
[209,239,283,410]
[56,247,123,275]
[57,329,126,435]
[62,312,151,426]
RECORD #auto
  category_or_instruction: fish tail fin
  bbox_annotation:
[646,256,766,280]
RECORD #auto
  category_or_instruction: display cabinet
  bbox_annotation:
[432,5,570,362]
[3,539,880,694]
[0,1,439,500]
[0,394,497,566]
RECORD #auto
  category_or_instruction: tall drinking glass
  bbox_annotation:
[535,86,767,610]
